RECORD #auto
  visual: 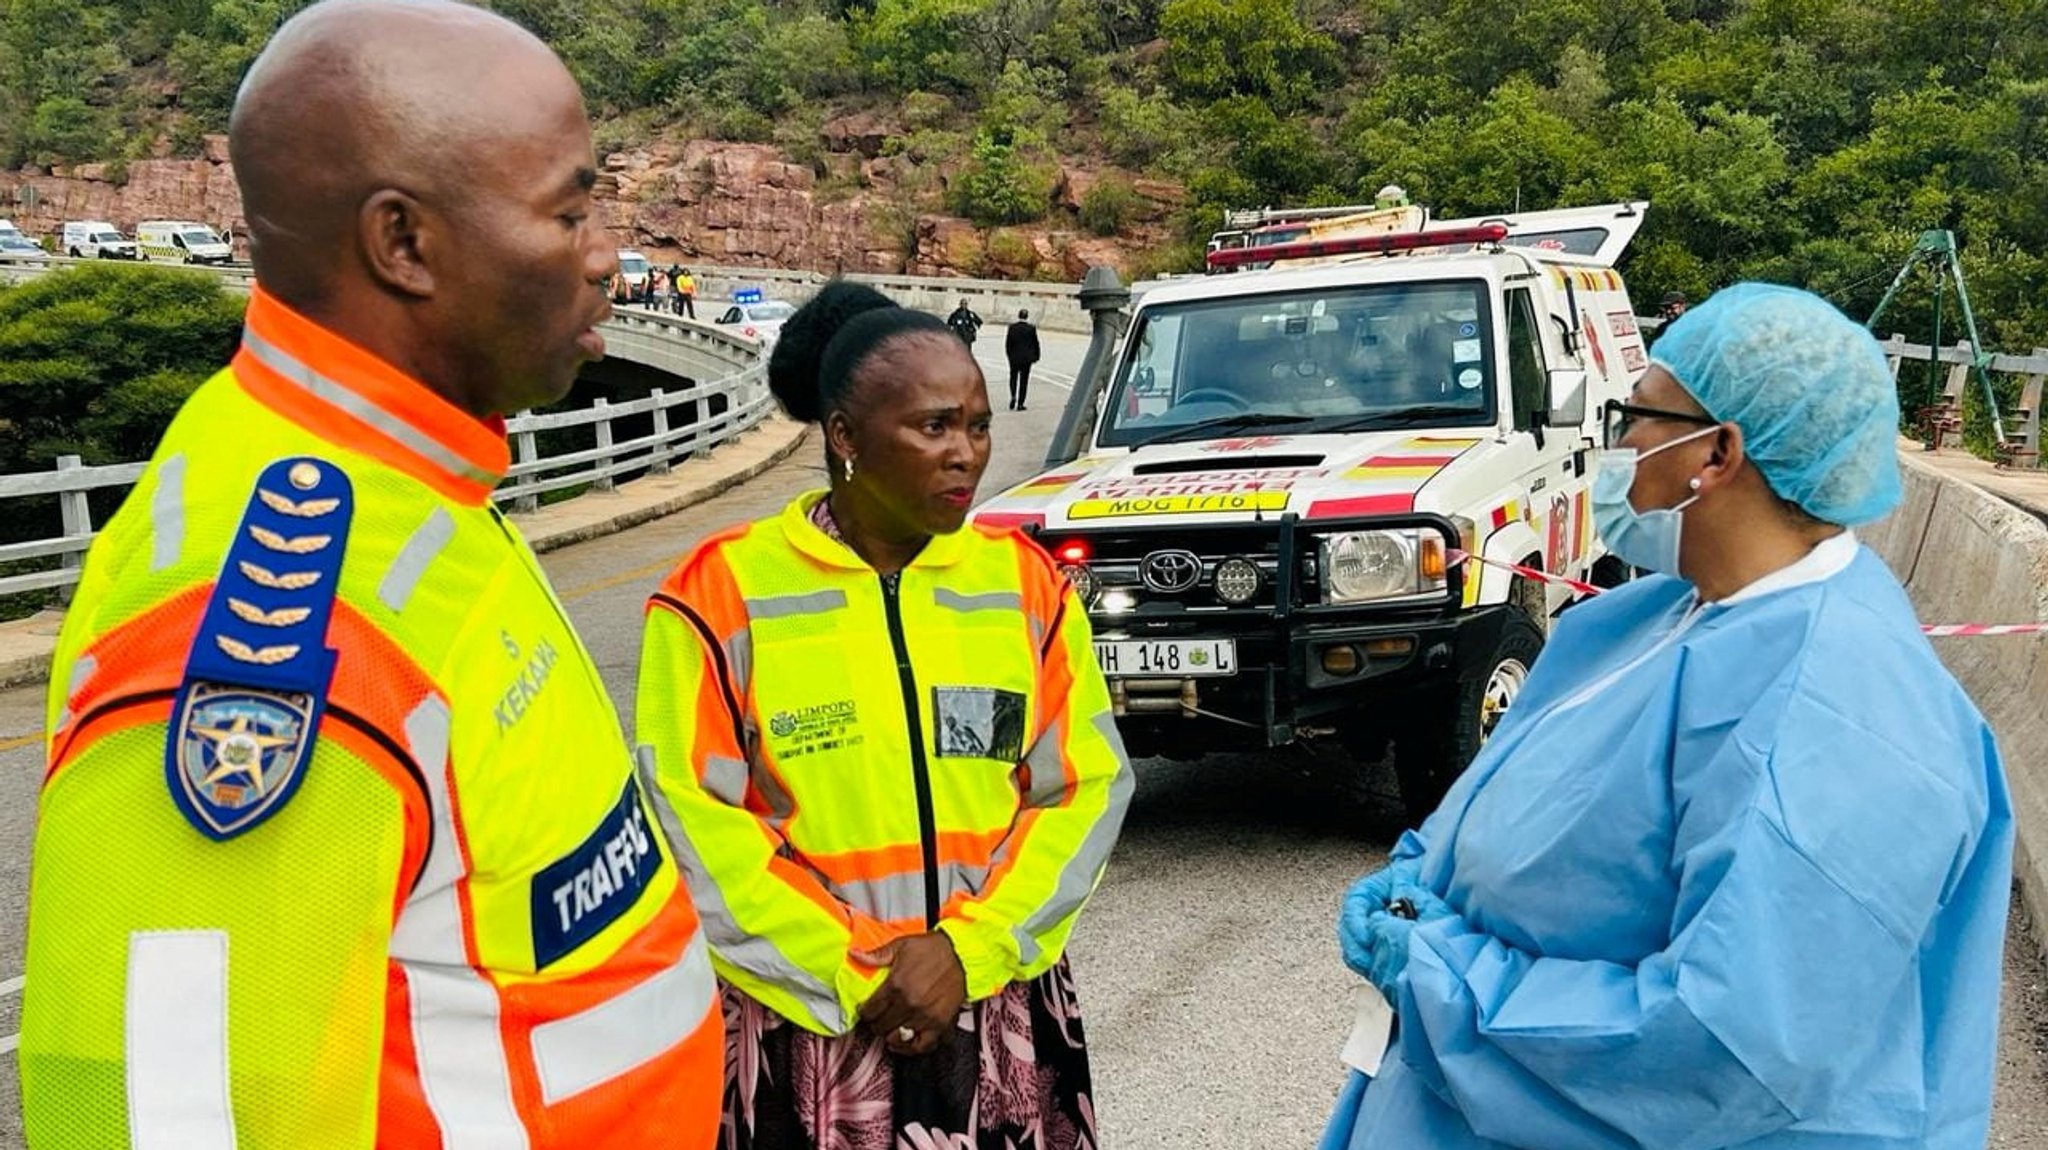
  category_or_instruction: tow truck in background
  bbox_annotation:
[977,202,1652,821]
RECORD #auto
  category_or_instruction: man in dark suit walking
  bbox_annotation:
[1005,308,1040,411]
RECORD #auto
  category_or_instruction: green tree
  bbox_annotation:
[1159,0,1336,111]
[164,0,304,124]
[855,0,986,93]
[0,265,246,477]
[23,96,114,165]
[950,128,1052,224]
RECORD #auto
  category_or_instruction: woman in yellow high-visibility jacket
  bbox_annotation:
[637,282,1133,1149]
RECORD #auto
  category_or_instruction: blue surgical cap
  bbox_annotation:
[1651,282,1902,525]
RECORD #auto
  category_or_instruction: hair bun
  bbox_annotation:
[767,281,898,423]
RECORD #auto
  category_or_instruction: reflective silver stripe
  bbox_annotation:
[725,630,753,699]
[933,588,1022,614]
[744,589,847,620]
[126,931,236,1150]
[703,753,748,807]
[380,507,455,612]
[832,863,987,922]
[405,962,529,1149]
[152,453,185,572]
[1013,711,1133,956]
[1021,718,1069,808]
[240,327,499,489]
[636,746,847,1033]
[750,752,795,823]
[530,933,716,1104]
[392,698,465,966]
[388,698,526,1146]
[56,653,99,730]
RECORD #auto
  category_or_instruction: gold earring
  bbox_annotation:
[844,456,855,482]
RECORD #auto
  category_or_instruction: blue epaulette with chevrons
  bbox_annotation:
[166,457,353,840]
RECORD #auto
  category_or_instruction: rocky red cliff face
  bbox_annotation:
[1,126,1182,281]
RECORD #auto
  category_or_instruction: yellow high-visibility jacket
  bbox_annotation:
[637,491,1134,1034]
[21,287,721,1149]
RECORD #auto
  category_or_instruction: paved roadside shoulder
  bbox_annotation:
[0,416,810,690]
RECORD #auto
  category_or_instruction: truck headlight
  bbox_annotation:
[1060,563,1100,607]
[1319,530,1450,603]
[1213,557,1261,604]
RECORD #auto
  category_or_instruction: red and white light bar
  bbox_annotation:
[1205,222,1511,271]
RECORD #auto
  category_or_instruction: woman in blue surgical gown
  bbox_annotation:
[1322,283,2014,1150]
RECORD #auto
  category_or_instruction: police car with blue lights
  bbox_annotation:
[713,287,796,347]
[975,202,1653,820]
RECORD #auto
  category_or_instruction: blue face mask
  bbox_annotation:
[1592,426,1720,576]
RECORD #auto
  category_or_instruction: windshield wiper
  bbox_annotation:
[1131,413,1315,449]
[1317,406,1493,433]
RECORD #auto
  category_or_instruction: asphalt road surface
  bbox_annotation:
[2,332,2044,1146]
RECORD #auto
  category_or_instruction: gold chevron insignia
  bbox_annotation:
[258,489,342,519]
[216,635,302,665]
[227,598,311,628]
[238,561,322,591]
[249,525,333,554]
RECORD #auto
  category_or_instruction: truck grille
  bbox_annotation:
[1043,523,1301,613]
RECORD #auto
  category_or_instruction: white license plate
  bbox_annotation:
[1094,639,1237,678]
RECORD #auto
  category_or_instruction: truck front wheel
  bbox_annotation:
[1392,607,1544,826]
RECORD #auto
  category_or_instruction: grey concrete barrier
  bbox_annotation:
[1865,453,2048,953]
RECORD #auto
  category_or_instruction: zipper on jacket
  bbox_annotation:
[880,574,942,928]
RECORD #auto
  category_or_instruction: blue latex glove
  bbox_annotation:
[1339,859,1419,976]
[1358,884,1455,998]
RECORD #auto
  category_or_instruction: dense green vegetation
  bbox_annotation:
[0,263,243,613]
[1,0,2043,345]
[0,262,243,476]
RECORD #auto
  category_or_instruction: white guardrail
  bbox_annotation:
[0,257,771,600]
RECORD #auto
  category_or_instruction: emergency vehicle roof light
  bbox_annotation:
[1204,223,1511,270]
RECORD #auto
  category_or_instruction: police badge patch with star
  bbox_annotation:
[167,457,353,840]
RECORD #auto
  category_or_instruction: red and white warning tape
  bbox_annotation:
[1449,550,1603,597]
[1448,550,2048,636]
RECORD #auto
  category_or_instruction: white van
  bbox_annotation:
[62,221,138,260]
[137,220,233,265]
[612,249,652,303]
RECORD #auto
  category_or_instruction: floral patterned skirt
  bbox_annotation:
[719,958,1097,1150]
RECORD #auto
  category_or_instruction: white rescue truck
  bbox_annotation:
[976,203,1653,820]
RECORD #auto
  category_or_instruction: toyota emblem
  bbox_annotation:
[1139,549,1203,593]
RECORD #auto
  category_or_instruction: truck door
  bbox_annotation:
[1503,286,1586,617]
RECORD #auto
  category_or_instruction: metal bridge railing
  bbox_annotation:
[0,285,770,602]
[1880,336,2048,467]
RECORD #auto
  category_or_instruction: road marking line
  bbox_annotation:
[0,1034,16,1055]
[1,975,22,996]
[560,555,689,604]
[0,731,38,753]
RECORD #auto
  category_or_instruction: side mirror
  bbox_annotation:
[1546,368,1588,427]
[1550,312,1580,357]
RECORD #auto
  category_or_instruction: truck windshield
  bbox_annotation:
[181,230,219,246]
[93,232,122,243]
[1099,279,1497,447]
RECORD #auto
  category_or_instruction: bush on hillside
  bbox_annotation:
[951,130,1054,225]
[0,264,245,478]
[1079,174,1141,236]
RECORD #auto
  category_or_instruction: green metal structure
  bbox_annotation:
[1866,229,2006,448]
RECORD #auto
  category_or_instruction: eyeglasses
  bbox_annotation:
[1602,399,1720,449]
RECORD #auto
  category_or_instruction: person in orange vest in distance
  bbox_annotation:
[17,1,721,1146]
